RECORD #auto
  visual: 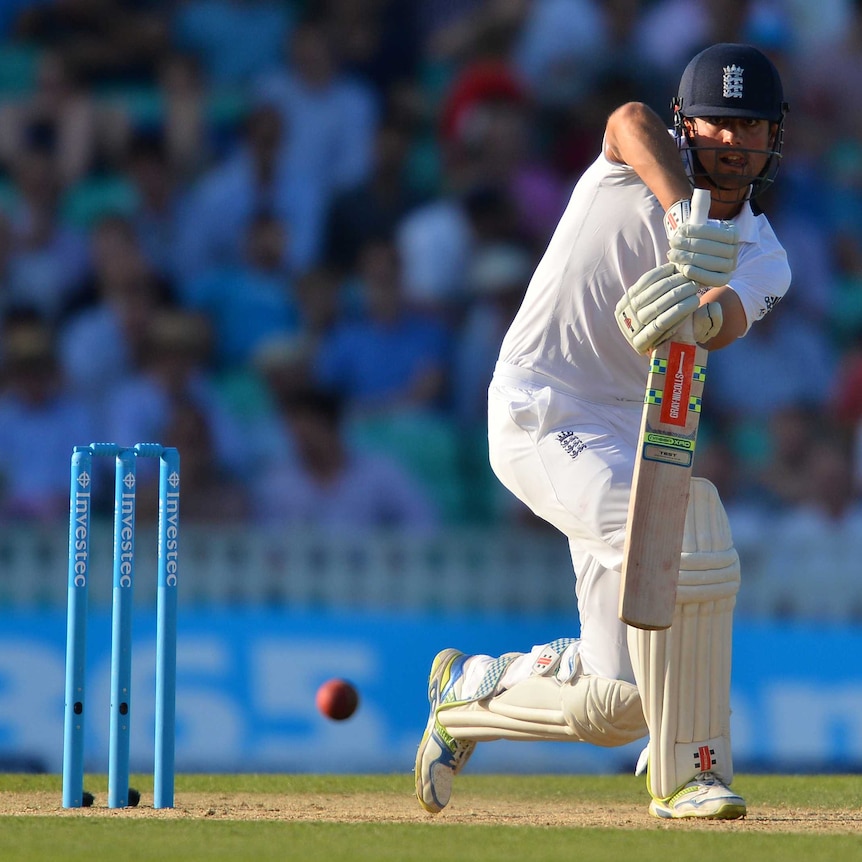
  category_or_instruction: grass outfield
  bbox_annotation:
[0,774,858,862]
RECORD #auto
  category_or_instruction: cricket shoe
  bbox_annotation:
[414,648,474,813]
[649,772,747,820]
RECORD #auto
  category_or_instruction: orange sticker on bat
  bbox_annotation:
[659,342,696,427]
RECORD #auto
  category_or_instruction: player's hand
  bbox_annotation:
[693,301,723,344]
[664,199,739,287]
[616,263,700,354]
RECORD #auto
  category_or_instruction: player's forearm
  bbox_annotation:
[604,102,693,211]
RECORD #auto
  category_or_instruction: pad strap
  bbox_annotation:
[468,637,577,702]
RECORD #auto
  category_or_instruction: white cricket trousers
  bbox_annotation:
[487,365,642,685]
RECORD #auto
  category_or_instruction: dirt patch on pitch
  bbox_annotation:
[2,792,860,833]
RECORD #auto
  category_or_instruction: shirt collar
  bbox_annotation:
[732,201,761,243]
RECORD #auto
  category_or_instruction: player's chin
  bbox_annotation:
[695,152,765,193]
[699,172,755,204]
[711,173,754,191]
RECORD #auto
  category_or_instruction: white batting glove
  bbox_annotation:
[692,300,723,344]
[616,263,700,354]
[664,199,739,287]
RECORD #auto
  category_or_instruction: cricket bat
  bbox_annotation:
[618,188,711,630]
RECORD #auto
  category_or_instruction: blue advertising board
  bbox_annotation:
[1,609,860,776]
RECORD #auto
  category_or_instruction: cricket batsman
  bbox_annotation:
[415,43,790,819]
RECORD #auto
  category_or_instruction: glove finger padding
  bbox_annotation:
[630,270,699,319]
[669,260,733,287]
[616,263,700,354]
[667,221,739,287]
[638,295,700,352]
[670,222,738,256]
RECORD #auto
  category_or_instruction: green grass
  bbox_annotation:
[0,774,858,862]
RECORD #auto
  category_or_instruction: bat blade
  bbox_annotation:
[619,188,711,630]
[618,325,708,629]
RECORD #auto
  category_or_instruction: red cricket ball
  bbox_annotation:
[316,678,359,721]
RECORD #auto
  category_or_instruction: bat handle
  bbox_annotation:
[690,188,710,225]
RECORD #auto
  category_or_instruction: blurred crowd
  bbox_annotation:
[0,0,860,543]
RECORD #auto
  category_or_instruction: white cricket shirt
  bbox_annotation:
[496,148,791,405]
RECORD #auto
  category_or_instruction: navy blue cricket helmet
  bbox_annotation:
[672,43,788,199]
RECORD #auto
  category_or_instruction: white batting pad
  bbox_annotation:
[627,477,741,800]
[438,669,646,747]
